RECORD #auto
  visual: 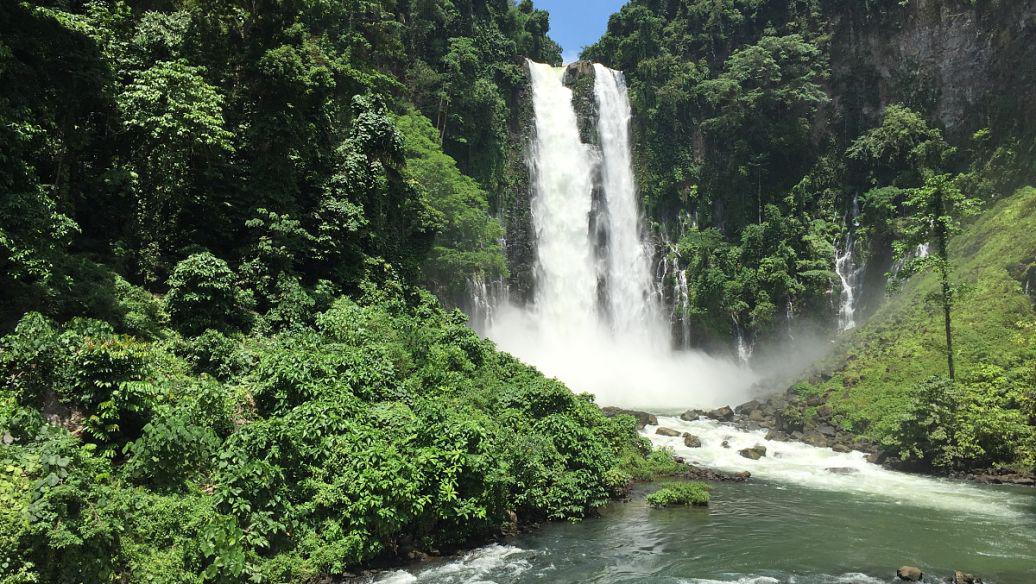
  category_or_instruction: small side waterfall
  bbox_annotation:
[734,318,754,364]
[483,60,755,410]
[835,196,863,332]
[674,266,691,348]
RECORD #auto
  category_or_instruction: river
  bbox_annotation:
[368,418,1036,584]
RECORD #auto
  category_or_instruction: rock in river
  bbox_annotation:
[680,409,707,421]
[682,433,702,448]
[601,407,657,430]
[896,566,923,581]
[953,570,983,584]
[709,405,735,421]
[655,427,681,437]
[739,445,767,460]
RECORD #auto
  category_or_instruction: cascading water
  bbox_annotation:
[674,266,691,348]
[593,64,659,336]
[835,196,863,332]
[486,61,754,410]
[525,62,599,334]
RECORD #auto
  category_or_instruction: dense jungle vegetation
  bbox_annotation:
[0,1,675,581]
[2,0,1036,581]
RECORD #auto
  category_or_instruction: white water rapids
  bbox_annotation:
[486,61,755,411]
[646,416,1029,519]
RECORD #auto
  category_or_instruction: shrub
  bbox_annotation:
[114,276,168,338]
[179,329,243,380]
[646,482,711,508]
[124,412,220,490]
[165,252,247,336]
[885,374,1030,470]
[0,312,61,406]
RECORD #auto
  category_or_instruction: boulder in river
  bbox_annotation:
[953,570,983,584]
[680,409,707,421]
[734,400,760,415]
[896,566,923,581]
[832,443,852,453]
[655,427,681,437]
[739,445,767,460]
[601,407,658,429]
[825,467,859,475]
[682,433,702,448]
[709,405,735,421]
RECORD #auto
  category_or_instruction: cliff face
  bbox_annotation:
[826,0,1036,320]
[828,0,1036,142]
[500,61,538,305]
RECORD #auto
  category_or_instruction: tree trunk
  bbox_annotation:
[935,189,956,381]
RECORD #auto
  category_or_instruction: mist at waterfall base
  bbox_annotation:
[479,62,757,412]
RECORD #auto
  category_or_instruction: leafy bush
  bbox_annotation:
[885,374,1030,470]
[646,482,711,508]
[179,329,243,380]
[165,253,247,336]
[1,283,652,581]
[124,412,220,490]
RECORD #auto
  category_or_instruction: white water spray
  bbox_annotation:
[486,62,755,410]
[525,62,599,334]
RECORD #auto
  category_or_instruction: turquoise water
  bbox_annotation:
[372,479,1036,584]
[370,422,1036,584]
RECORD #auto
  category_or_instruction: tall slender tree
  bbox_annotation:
[893,173,980,380]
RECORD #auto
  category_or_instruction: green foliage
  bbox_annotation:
[124,412,219,491]
[0,1,626,582]
[847,104,953,188]
[396,111,507,301]
[0,0,563,331]
[165,253,248,337]
[886,374,1030,470]
[672,205,834,342]
[646,482,710,508]
[118,59,234,282]
[814,187,1036,471]
[0,286,646,581]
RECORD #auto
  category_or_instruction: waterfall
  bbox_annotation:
[734,318,753,364]
[593,64,659,336]
[889,242,932,283]
[835,196,862,332]
[484,61,754,410]
[466,274,505,333]
[675,266,691,348]
[526,62,599,334]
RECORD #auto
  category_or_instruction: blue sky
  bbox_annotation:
[534,0,628,63]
